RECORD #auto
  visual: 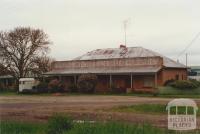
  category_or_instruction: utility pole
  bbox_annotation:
[186,53,188,67]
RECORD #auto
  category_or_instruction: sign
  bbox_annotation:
[166,99,198,131]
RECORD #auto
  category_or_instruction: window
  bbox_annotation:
[144,76,154,87]
[175,75,179,80]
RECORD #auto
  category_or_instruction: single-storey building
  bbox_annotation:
[0,75,16,89]
[45,46,187,92]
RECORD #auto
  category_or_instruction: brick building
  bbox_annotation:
[45,46,187,92]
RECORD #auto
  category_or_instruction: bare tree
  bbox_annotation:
[0,63,10,75]
[31,56,54,77]
[0,27,51,78]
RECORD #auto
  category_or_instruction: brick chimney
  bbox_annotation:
[120,44,126,49]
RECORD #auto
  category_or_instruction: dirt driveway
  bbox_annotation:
[0,95,200,128]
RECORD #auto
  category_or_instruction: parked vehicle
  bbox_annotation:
[19,78,39,92]
[188,76,200,81]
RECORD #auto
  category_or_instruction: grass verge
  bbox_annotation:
[0,120,199,134]
[0,120,46,134]
[0,120,161,134]
[111,104,200,116]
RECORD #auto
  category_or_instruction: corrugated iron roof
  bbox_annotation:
[45,66,161,75]
[74,47,186,68]
[0,75,13,79]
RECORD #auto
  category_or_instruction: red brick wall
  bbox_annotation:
[60,76,74,91]
[133,75,155,89]
[95,75,131,93]
[95,75,110,92]
[133,75,144,89]
[157,71,163,86]
[112,75,131,89]
[161,68,187,85]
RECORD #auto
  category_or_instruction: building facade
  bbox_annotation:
[45,46,187,92]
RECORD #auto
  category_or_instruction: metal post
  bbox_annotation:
[109,74,112,88]
[186,53,188,67]
[58,76,62,81]
[186,106,188,115]
[131,74,133,89]
[6,79,8,86]
[74,75,77,85]
[154,73,157,88]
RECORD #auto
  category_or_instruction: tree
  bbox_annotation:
[0,63,9,76]
[0,27,51,78]
[29,56,54,77]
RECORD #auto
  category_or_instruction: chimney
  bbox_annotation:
[120,44,126,49]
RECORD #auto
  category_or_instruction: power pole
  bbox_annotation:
[186,53,188,67]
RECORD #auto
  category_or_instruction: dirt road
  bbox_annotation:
[0,95,200,128]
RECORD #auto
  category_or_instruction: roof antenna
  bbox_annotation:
[123,18,131,47]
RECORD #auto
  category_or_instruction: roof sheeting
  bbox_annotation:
[74,47,186,68]
[45,66,161,75]
[0,75,13,79]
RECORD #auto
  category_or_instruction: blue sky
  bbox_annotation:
[0,0,200,65]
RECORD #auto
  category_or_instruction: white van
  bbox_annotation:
[19,78,39,92]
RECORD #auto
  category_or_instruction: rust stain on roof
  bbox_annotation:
[74,46,186,68]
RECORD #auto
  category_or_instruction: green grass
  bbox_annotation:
[1,120,199,134]
[0,91,18,96]
[155,86,200,98]
[112,104,167,114]
[0,121,46,134]
[111,104,200,116]
[67,122,163,134]
[157,94,200,98]
[158,86,200,95]
[0,121,161,134]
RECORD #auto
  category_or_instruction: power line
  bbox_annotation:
[177,32,200,59]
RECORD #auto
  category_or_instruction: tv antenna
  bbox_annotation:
[123,19,131,46]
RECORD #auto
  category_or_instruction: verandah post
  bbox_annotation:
[109,74,112,88]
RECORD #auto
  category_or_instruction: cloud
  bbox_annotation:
[0,0,199,65]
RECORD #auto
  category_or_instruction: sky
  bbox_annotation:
[0,0,200,66]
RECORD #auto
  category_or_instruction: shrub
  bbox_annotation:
[68,84,78,92]
[77,74,97,93]
[109,84,126,94]
[0,83,5,92]
[35,81,48,93]
[48,79,64,93]
[46,113,73,134]
[170,80,200,89]
[164,79,175,86]
[10,83,19,92]
[189,79,200,87]
[20,89,37,94]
